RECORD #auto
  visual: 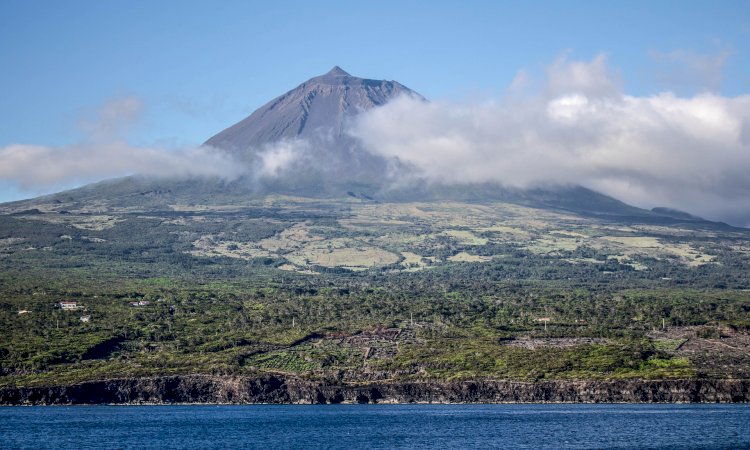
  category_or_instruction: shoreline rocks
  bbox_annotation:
[1,375,749,405]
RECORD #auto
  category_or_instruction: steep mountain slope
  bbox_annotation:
[203,66,420,187]
[205,66,419,154]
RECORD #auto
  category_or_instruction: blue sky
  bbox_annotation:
[1,0,749,204]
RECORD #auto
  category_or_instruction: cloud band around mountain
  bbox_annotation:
[350,55,750,227]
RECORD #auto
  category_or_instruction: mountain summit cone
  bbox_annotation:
[201,67,421,191]
[204,66,419,156]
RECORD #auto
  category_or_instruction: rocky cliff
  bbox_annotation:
[1,376,748,405]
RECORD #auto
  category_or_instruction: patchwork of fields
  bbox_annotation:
[161,197,726,273]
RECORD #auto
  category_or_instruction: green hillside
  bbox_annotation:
[1,192,749,388]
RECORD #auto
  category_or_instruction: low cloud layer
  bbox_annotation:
[0,142,242,191]
[0,97,243,194]
[351,55,750,227]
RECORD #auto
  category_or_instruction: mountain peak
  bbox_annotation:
[204,68,420,156]
[325,66,351,77]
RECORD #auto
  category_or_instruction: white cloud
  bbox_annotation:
[351,54,750,226]
[0,142,243,191]
[0,97,244,193]
[257,139,306,177]
[546,53,622,98]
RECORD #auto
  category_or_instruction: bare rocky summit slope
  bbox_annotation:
[205,66,419,154]
[203,66,420,187]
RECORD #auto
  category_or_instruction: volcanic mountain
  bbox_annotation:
[202,66,421,189]
[205,66,419,154]
[1,67,717,222]
[199,67,657,218]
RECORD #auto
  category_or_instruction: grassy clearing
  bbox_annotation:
[400,251,437,271]
[600,236,717,267]
[24,214,122,231]
[442,230,488,246]
[285,238,400,269]
[653,339,687,351]
[189,235,271,260]
[448,252,492,263]
[526,237,581,254]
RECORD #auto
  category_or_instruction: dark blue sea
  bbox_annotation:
[1,404,749,449]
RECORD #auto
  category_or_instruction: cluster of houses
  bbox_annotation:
[49,301,91,323]
[55,299,153,308]
[51,299,152,310]
[38,298,152,324]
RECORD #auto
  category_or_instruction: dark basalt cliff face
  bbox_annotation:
[1,376,748,405]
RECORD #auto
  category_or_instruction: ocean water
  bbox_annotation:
[1,404,749,449]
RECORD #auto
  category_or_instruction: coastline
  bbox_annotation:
[1,375,748,405]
